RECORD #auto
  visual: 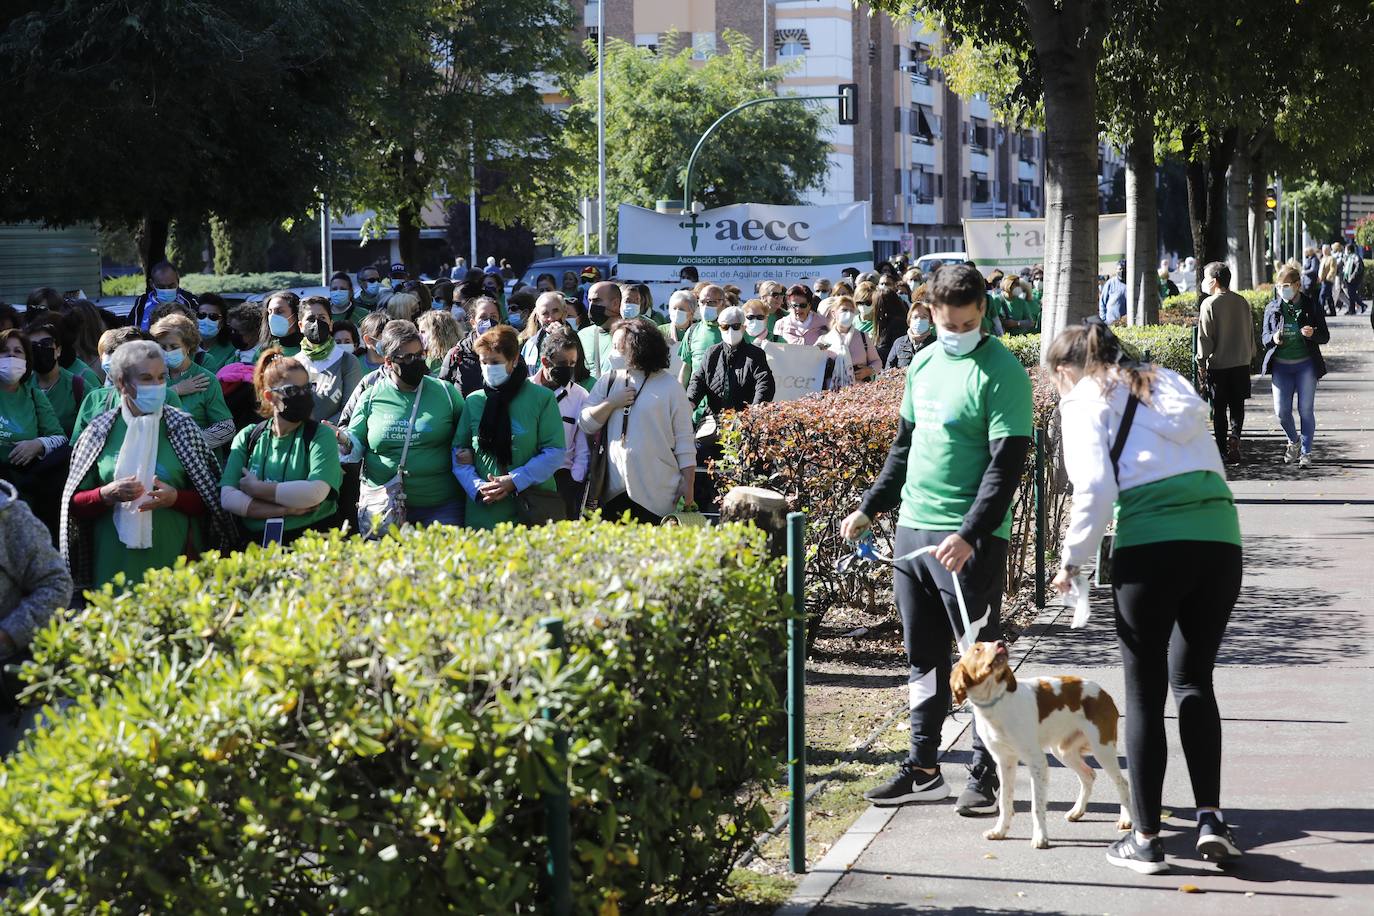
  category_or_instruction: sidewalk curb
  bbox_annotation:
[773,597,1072,916]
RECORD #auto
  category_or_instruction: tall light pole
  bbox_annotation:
[597,0,607,255]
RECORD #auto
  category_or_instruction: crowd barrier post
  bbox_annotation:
[1033,425,1046,609]
[539,617,572,916]
[786,511,807,874]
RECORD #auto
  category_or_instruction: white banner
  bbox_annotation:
[963,214,1126,274]
[760,340,830,402]
[617,202,873,288]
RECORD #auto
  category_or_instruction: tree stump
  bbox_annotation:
[720,486,790,559]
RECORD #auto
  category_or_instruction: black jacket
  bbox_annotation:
[686,341,776,416]
[1301,254,1321,291]
[884,333,934,370]
[1261,293,1329,379]
[437,336,484,396]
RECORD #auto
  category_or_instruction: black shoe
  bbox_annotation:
[864,764,949,806]
[1106,833,1169,875]
[954,763,999,817]
[1196,811,1242,863]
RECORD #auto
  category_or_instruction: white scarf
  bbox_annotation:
[112,402,162,549]
[304,345,344,375]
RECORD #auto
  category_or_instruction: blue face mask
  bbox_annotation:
[329,289,350,310]
[131,382,167,413]
[268,313,293,338]
[481,362,510,387]
[702,306,719,323]
[621,302,640,320]
[508,313,525,330]
[163,348,185,370]
[475,318,495,336]
[363,282,382,298]
[937,325,982,357]
[100,359,113,382]
[197,317,220,338]
[153,287,177,304]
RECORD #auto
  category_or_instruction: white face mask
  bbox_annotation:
[911,317,931,336]
[701,306,719,323]
[605,350,628,371]
[836,311,855,331]
[937,325,981,357]
[721,328,744,347]
[0,356,25,385]
[481,361,510,387]
[671,308,691,329]
[745,317,767,337]
[1278,284,1297,303]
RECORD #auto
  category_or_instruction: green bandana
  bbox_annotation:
[301,337,335,362]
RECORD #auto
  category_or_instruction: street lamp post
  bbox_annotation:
[597,0,607,255]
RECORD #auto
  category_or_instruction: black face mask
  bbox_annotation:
[588,303,607,326]
[278,390,315,423]
[230,330,254,350]
[31,347,57,375]
[303,318,332,345]
[395,360,428,387]
[547,364,573,387]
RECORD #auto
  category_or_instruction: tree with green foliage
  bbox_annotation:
[0,0,392,272]
[1288,180,1346,246]
[552,31,832,253]
[336,0,577,269]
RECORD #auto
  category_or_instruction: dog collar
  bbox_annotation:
[966,693,1007,710]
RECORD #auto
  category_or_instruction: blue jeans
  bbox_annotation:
[406,500,465,528]
[1270,359,1317,453]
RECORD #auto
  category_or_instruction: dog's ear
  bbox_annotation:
[950,658,969,705]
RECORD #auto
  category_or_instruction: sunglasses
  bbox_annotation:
[393,352,426,365]
[719,322,743,331]
[268,383,311,399]
[30,339,56,350]
[768,291,784,298]
[197,312,220,321]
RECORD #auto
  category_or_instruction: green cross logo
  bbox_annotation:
[679,215,710,252]
[996,221,1020,255]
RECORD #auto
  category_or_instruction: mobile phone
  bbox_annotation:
[262,517,286,547]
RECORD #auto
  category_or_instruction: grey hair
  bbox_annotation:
[378,319,421,359]
[668,289,695,311]
[109,340,165,389]
[718,305,744,327]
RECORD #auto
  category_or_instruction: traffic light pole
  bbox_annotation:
[681,85,856,215]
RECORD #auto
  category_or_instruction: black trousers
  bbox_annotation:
[1113,540,1241,834]
[602,491,661,525]
[893,526,1006,770]
[553,468,584,520]
[1208,365,1251,455]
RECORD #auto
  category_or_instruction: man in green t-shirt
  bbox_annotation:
[579,281,622,378]
[840,263,1033,816]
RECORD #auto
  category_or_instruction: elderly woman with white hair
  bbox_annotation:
[60,340,234,594]
[660,289,697,380]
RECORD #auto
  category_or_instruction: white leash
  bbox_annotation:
[857,542,990,654]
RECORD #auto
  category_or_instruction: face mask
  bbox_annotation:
[362,282,382,298]
[31,347,57,375]
[605,350,628,371]
[278,390,315,423]
[239,349,257,365]
[329,290,350,310]
[367,340,383,357]
[163,348,185,370]
[131,382,167,413]
[395,359,428,387]
[451,306,467,323]
[1278,284,1297,303]
[508,313,525,330]
[1013,290,1026,299]
[229,330,253,350]
[702,306,719,323]
[154,287,177,304]
[1033,280,1043,291]
[0,356,25,384]
[303,318,332,345]
[622,302,640,320]
[721,328,744,347]
[588,303,607,325]
[566,316,579,330]
[547,364,574,387]
[100,358,113,379]
[745,317,767,337]
[268,313,293,338]
[198,317,221,338]
[481,361,510,387]
[858,304,874,318]
[837,311,855,330]
[912,317,931,336]
[937,325,981,357]
[475,318,495,336]
[671,309,690,329]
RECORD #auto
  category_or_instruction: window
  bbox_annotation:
[912,168,937,203]
[969,118,991,152]
[634,33,659,54]
[907,41,932,84]
[775,28,808,60]
[1017,180,1036,210]
[971,173,991,203]
[910,104,939,142]
[692,32,716,60]
[1019,130,1037,162]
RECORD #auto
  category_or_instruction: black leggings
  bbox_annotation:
[1112,540,1241,833]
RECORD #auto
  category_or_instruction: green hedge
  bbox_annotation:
[0,523,784,913]
[101,272,320,297]
[1002,325,1196,379]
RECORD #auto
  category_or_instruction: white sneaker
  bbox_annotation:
[1283,441,1301,464]
[1298,452,1312,469]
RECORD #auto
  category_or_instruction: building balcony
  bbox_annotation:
[970,201,1008,219]
[1017,159,1039,182]
[910,140,936,167]
[969,149,990,173]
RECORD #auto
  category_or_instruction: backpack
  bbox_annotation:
[234,418,322,547]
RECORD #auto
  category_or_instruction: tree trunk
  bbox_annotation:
[1027,0,1107,363]
[1247,141,1269,287]
[397,200,421,271]
[140,216,169,274]
[1227,146,1251,289]
[1183,126,1237,298]
[1124,100,1158,325]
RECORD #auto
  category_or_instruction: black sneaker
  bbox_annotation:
[1106,833,1169,875]
[1196,811,1242,863]
[863,764,949,806]
[954,763,999,817]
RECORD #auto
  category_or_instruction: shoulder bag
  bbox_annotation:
[1094,392,1140,586]
[580,376,616,517]
[356,379,424,539]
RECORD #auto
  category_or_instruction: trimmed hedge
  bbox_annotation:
[1002,324,1196,379]
[101,272,320,297]
[0,523,784,913]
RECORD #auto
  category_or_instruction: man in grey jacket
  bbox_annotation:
[1196,262,1257,464]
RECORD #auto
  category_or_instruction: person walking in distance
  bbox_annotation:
[1317,244,1337,316]
[1262,265,1330,469]
[1195,262,1256,464]
[840,264,1033,813]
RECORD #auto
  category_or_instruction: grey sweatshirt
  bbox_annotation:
[0,481,72,648]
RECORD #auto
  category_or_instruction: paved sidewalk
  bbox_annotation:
[803,315,1374,915]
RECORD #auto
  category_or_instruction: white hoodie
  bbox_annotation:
[1059,367,1225,568]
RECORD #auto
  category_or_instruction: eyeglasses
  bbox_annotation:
[269,384,311,399]
[700,298,724,307]
[768,291,784,299]
[30,339,56,350]
[393,352,426,365]
[719,322,743,331]
[745,315,768,322]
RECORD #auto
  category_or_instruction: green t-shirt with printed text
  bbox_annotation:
[221,420,343,533]
[346,376,466,508]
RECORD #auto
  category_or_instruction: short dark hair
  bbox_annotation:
[678,265,699,282]
[1202,261,1230,289]
[611,317,670,373]
[0,328,33,384]
[930,264,987,309]
[331,319,360,347]
[540,326,580,363]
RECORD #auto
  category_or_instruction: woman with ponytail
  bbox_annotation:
[1046,319,1243,875]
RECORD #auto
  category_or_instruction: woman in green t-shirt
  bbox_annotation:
[0,329,70,543]
[454,325,565,529]
[153,313,235,451]
[195,294,237,375]
[1047,320,1242,874]
[220,350,344,547]
[258,290,304,357]
[344,320,466,527]
[1260,266,1330,468]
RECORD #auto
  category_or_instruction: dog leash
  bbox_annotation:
[837,535,989,654]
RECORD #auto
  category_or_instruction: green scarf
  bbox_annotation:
[301,337,335,362]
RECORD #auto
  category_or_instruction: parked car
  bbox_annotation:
[915,251,970,275]
[511,255,617,295]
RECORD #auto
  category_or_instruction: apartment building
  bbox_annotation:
[577,1,1121,262]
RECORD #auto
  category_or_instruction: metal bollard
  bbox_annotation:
[786,511,807,874]
[540,617,572,915]
[1034,426,1046,609]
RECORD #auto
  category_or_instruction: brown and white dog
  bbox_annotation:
[950,641,1132,848]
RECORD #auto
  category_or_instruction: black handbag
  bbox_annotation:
[1096,392,1140,586]
[515,486,567,526]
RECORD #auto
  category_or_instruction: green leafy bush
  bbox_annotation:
[101,272,320,297]
[1002,325,1196,379]
[1,523,784,913]
[713,366,1065,649]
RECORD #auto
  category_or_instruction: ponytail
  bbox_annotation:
[1045,318,1155,403]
